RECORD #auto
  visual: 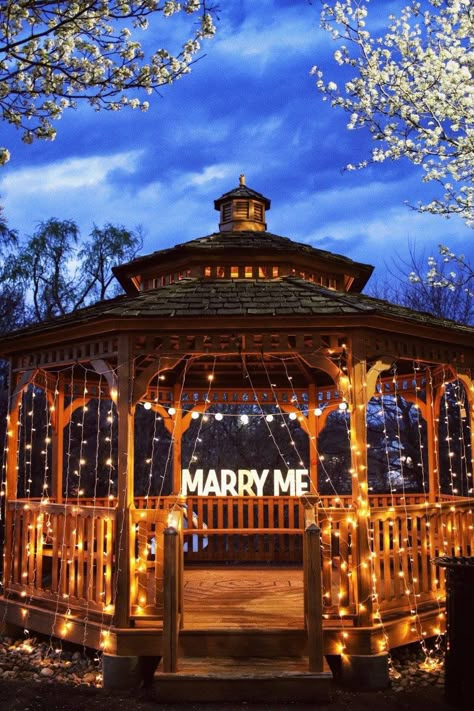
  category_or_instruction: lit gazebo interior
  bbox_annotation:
[1,176,473,694]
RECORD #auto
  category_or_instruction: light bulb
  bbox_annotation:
[215,413,223,421]
[143,402,152,410]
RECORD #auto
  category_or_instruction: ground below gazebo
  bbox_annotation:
[0,675,454,710]
[0,633,454,711]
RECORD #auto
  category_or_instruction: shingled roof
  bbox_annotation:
[2,277,472,348]
[112,231,374,293]
[214,183,271,210]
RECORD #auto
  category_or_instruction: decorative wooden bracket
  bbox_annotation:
[366,358,395,401]
[299,353,342,385]
[132,356,185,405]
[91,359,118,400]
[11,369,37,412]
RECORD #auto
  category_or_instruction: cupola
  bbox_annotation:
[214,174,271,232]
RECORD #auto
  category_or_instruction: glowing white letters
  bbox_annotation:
[181,469,309,496]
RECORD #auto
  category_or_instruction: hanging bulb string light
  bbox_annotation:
[143,368,163,509]
[180,356,217,486]
[426,366,442,504]
[256,353,355,656]
[452,379,471,496]
[407,362,447,668]
[78,372,105,653]
[158,356,194,510]
[73,369,89,505]
[0,381,26,630]
[50,364,76,654]
[389,367,427,648]
[411,363,429,499]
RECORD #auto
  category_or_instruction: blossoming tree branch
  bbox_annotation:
[0,1,216,164]
[313,0,473,226]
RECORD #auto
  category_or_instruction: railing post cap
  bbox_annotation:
[164,526,178,535]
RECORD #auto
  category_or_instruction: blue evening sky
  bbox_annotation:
[0,0,472,289]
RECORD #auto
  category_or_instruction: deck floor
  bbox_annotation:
[183,565,305,629]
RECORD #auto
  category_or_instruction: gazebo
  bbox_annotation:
[1,176,473,700]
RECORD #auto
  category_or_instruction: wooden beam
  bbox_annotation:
[303,522,324,672]
[163,526,179,672]
[348,339,372,627]
[425,370,439,502]
[51,375,65,503]
[307,384,319,495]
[172,384,183,494]
[114,334,135,628]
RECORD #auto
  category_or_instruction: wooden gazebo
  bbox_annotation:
[1,176,473,699]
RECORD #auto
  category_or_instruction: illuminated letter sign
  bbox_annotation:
[181,468,309,496]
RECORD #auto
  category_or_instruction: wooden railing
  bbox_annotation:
[317,499,474,617]
[157,495,305,562]
[4,501,115,615]
[129,507,183,618]
[371,500,474,612]
[4,495,473,633]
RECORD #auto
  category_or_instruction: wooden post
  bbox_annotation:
[457,371,474,487]
[303,521,324,672]
[308,384,319,494]
[51,375,65,504]
[348,342,373,627]
[172,384,183,494]
[114,335,135,628]
[425,373,439,503]
[163,526,179,673]
[3,368,20,588]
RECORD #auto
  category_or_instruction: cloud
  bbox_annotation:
[1,150,143,195]
[188,163,238,186]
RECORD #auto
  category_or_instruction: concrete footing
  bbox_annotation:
[101,654,161,689]
[339,652,390,690]
[102,654,141,689]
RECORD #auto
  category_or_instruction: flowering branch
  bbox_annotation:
[313,0,473,226]
[0,1,217,163]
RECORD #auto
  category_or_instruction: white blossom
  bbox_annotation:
[315,0,474,226]
[0,1,216,160]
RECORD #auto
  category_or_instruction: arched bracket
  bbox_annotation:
[91,359,118,401]
[133,356,185,406]
[299,353,342,385]
[10,369,38,412]
[365,358,395,402]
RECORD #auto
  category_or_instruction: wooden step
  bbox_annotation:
[179,626,309,658]
[153,656,332,703]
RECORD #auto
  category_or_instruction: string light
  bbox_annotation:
[4,345,474,681]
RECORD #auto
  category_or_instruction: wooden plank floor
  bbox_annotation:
[183,566,304,629]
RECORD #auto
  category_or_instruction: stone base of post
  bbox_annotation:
[339,652,390,690]
[102,654,161,689]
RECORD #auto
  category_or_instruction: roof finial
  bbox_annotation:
[239,173,246,186]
